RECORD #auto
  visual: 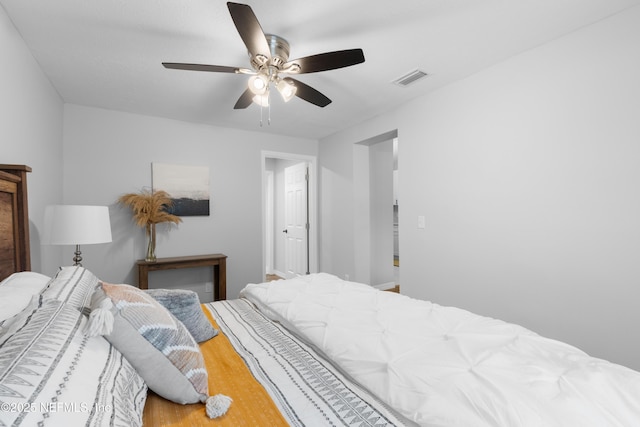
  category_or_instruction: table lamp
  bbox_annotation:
[43,205,112,266]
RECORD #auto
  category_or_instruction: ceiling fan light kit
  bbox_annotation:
[162,2,365,124]
[253,92,270,107]
[249,74,269,95]
[276,78,297,102]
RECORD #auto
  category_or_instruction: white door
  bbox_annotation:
[283,162,308,277]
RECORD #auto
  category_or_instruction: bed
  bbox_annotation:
[2,164,640,426]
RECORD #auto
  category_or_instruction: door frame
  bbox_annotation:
[264,169,275,275]
[353,130,398,288]
[261,151,318,277]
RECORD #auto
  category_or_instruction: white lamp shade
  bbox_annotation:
[43,205,112,245]
[276,78,297,102]
[252,92,270,107]
[248,73,269,95]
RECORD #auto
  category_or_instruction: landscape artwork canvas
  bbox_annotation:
[152,163,210,216]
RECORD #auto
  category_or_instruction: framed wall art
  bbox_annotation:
[152,163,210,216]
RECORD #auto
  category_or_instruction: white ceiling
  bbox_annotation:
[2,0,639,139]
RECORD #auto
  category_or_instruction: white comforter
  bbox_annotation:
[241,273,640,427]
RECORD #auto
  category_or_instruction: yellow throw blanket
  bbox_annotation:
[143,307,289,426]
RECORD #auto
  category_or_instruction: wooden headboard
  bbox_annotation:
[0,164,31,281]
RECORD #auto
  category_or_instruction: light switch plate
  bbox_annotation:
[417,215,426,229]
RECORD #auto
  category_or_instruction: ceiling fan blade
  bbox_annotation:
[283,49,365,74]
[227,2,271,60]
[284,78,331,107]
[163,63,241,73]
[234,88,254,109]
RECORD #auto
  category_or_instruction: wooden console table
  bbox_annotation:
[136,254,227,301]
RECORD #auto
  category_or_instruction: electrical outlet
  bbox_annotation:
[417,215,426,229]
[344,274,349,281]
[205,282,213,293]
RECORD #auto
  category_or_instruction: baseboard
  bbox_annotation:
[272,269,287,280]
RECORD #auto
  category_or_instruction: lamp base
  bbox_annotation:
[73,244,83,267]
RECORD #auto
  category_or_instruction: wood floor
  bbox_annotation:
[385,285,400,293]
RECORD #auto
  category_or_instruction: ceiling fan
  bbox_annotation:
[162,2,365,110]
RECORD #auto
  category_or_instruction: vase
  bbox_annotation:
[145,223,157,262]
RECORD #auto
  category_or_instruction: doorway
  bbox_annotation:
[392,138,399,287]
[262,151,318,280]
[353,130,399,290]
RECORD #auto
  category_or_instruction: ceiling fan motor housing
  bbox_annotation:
[250,34,295,74]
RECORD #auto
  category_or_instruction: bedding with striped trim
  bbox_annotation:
[205,299,416,427]
[0,297,147,427]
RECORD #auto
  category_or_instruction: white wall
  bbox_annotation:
[319,6,640,370]
[0,5,64,275]
[63,104,317,299]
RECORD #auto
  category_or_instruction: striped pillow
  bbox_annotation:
[91,282,208,404]
[41,266,100,314]
[0,296,146,426]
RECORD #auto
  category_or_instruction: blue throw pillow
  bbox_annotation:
[144,288,218,342]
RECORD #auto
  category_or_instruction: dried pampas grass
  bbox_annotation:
[118,188,182,227]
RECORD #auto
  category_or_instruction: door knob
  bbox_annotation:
[282,229,288,233]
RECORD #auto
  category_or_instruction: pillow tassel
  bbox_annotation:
[85,298,114,337]
[205,394,232,419]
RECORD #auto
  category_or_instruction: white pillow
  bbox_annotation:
[0,271,51,293]
[0,288,37,322]
[0,272,52,322]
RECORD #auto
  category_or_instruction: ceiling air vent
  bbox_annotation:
[393,69,428,87]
